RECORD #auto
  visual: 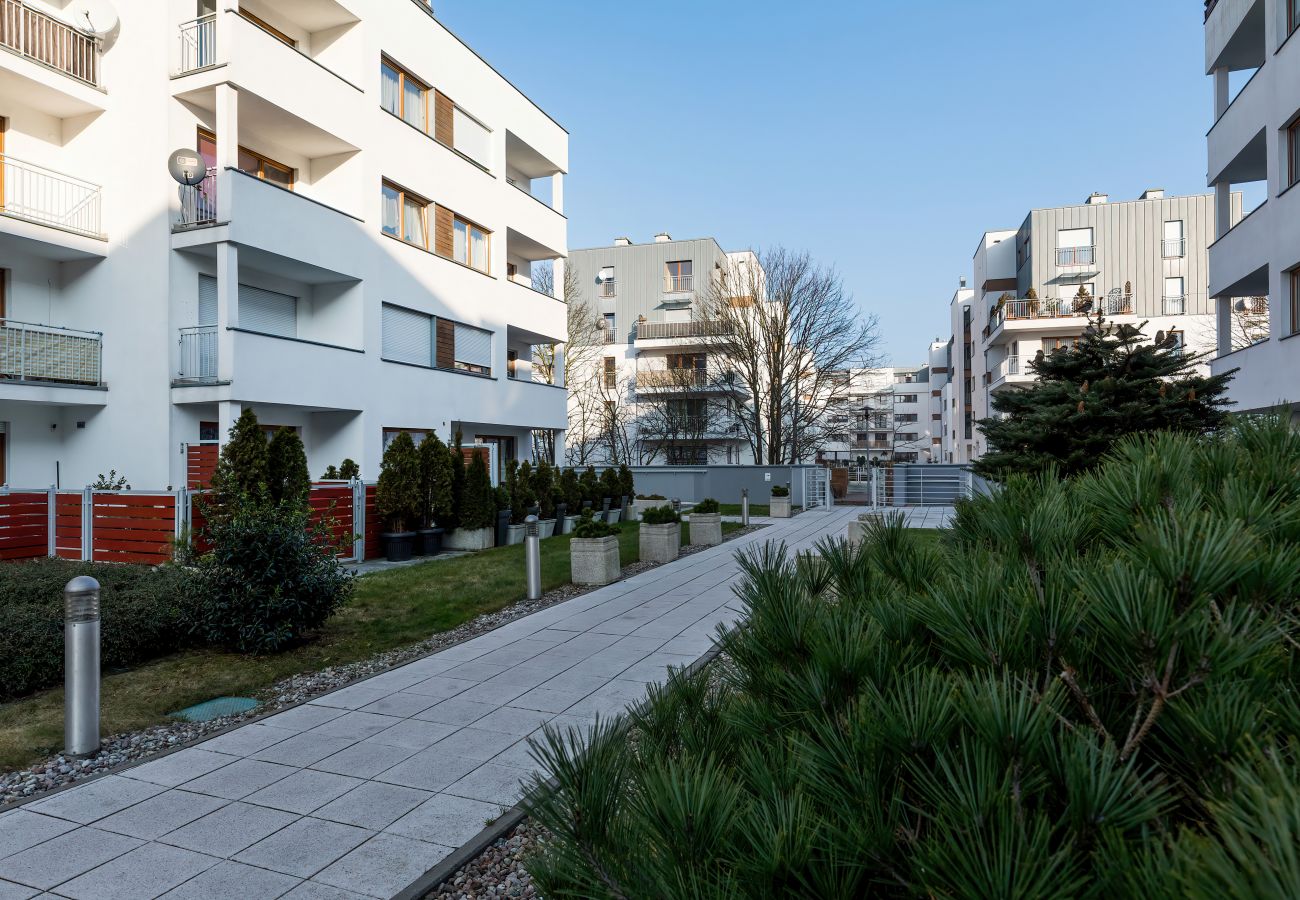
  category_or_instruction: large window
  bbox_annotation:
[1289,118,1300,189]
[1162,220,1185,257]
[665,260,693,292]
[453,215,491,272]
[382,181,429,248]
[380,59,428,132]
[199,128,293,190]
[1056,228,1094,266]
[381,303,493,375]
[603,356,616,388]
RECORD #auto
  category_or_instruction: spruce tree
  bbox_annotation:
[447,432,466,529]
[418,432,453,527]
[974,313,1233,481]
[375,431,421,532]
[210,407,269,508]
[266,427,310,509]
[461,452,495,530]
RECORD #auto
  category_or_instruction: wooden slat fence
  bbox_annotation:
[91,493,176,565]
[0,491,47,560]
[54,490,82,559]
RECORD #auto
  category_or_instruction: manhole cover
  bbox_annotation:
[169,696,260,722]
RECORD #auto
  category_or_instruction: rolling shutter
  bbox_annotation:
[198,274,217,325]
[238,284,296,337]
[382,304,432,365]
[454,322,492,370]
[435,318,455,368]
[453,107,491,167]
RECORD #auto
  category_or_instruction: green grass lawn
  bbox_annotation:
[716,503,770,517]
[0,520,742,771]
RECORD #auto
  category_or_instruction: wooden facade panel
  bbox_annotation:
[433,204,454,257]
[433,90,454,147]
[435,316,455,368]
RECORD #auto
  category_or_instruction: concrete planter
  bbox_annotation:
[639,521,680,564]
[538,518,556,538]
[571,535,620,586]
[688,512,723,547]
[506,523,526,545]
[847,511,885,547]
[605,507,622,525]
[770,496,792,518]
[631,499,664,521]
[444,527,493,551]
[562,515,579,534]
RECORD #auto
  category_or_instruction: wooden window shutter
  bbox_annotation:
[433,205,454,257]
[435,317,455,368]
[434,90,454,147]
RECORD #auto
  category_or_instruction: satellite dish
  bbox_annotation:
[169,149,207,186]
[68,0,120,44]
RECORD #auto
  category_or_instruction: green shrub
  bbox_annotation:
[618,464,635,500]
[447,434,466,530]
[635,493,666,500]
[533,461,557,520]
[459,452,495,530]
[692,498,720,514]
[338,458,360,480]
[375,431,421,532]
[560,467,583,510]
[525,417,1300,896]
[573,508,619,539]
[321,465,340,480]
[512,460,537,525]
[770,484,789,497]
[191,503,352,654]
[494,484,511,514]
[640,504,680,525]
[266,427,310,510]
[0,560,200,701]
[418,431,454,528]
[579,466,599,504]
[209,407,269,508]
[599,467,621,501]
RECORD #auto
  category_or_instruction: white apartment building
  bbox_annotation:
[0,0,568,489]
[1204,0,1300,418]
[944,190,1223,463]
[821,364,941,465]
[567,235,758,465]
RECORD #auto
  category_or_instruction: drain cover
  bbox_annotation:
[169,696,260,722]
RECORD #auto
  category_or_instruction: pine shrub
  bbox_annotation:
[418,432,454,527]
[266,427,310,509]
[534,461,557,520]
[599,467,621,502]
[580,466,600,504]
[524,416,1300,897]
[375,431,421,532]
[560,467,583,510]
[209,408,268,507]
[460,452,495,530]
[693,498,720,514]
[573,508,619,539]
[640,504,680,525]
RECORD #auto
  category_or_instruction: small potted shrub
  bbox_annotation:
[632,492,666,520]
[416,431,452,555]
[505,459,530,545]
[600,468,622,523]
[375,431,421,561]
[534,461,557,538]
[570,509,621,586]
[579,466,598,510]
[770,483,792,518]
[559,467,582,533]
[688,497,723,547]
[445,452,495,551]
[639,503,681,563]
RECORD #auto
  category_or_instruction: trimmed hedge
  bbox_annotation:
[0,559,199,701]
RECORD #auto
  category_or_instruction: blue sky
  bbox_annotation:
[438,0,1210,363]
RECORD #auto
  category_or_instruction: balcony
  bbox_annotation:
[1163,295,1186,315]
[990,355,1033,392]
[987,293,1134,337]
[177,14,216,73]
[1161,238,1186,258]
[0,154,102,238]
[1055,245,1096,268]
[601,325,617,344]
[664,274,694,293]
[0,320,102,386]
[636,320,732,341]
[0,0,100,87]
[176,325,217,385]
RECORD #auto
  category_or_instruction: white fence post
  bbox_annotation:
[47,483,56,557]
[80,485,93,561]
[352,477,365,562]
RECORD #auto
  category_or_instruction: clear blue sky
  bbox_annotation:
[438,0,1211,363]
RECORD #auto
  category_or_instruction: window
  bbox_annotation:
[1162,220,1185,258]
[453,322,492,374]
[237,147,294,190]
[896,413,919,424]
[1168,330,1185,356]
[382,181,429,248]
[1057,228,1094,266]
[1164,277,1185,314]
[1291,268,1300,336]
[453,215,490,272]
[599,266,616,298]
[506,349,517,379]
[897,433,918,442]
[873,432,888,443]
[665,260,693,292]
[381,59,428,132]
[895,394,918,404]
[603,356,616,389]
[381,303,493,375]
[1061,281,1095,302]
[382,427,433,450]
[1289,118,1300,189]
[667,352,707,371]
[1044,337,1077,353]
[603,313,616,343]
[382,303,433,365]
[1290,0,1300,39]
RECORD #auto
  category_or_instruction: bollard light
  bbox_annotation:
[64,575,101,757]
[741,487,750,526]
[524,514,541,601]
[672,498,681,513]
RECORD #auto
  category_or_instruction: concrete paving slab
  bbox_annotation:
[0,812,78,861]
[118,748,237,789]
[312,833,453,899]
[309,740,422,779]
[0,827,142,891]
[27,776,164,826]
[158,859,299,899]
[157,802,298,859]
[51,840,216,900]
[93,790,227,841]
[179,759,299,801]
[243,770,366,815]
[313,783,433,831]
[385,793,501,847]
[234,818,372,879]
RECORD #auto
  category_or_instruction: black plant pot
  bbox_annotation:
[496,509,512,547]
[382,531,416,562]
[417,527,444,556]
[554,502,568,533]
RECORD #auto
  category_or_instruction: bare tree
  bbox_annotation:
[631,363,735,464]
[1229,296,1269,351]
[699,248,882,464]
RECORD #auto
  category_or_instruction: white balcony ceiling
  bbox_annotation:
[506,131,562,178]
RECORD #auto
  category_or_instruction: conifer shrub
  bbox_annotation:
[375,431,421,532]
[572,508,619,539]
[266,427,310,510]
[533,460,557,520]
[460,452,495,531]
[639,504,680,525]
[693,498,720,514]
[418,431,454,527]
[208,408,269,510]
[560,467,583,511]
[770,484,789,497]
[599,466,621,502]
[579,466,600,504]
[524,416,1300,897]
[618,463,635,500]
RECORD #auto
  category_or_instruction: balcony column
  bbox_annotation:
[1212,66,1229,121]
[215,84,239,222]
[1216,296,1232,358]
[551,172,564,215]
[218,401,242,451]
[1214,181,1232,240]
[553,344,565,388]
[553,257,566,301]
[216,241,238,382]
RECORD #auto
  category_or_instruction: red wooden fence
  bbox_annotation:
[308,484,355,556]
[54,491,82,560]
[186,444,218,489]
[91,493,176,565]
[0,492,47,560]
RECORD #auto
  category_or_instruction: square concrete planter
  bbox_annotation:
[538,518,556,538]
[571,535,620,585]
[605,508,623,525]
[444,527,493,551]
[639,521,681,564]
[688,512,723,547]
[561,515,578,535]
[847,511,885,547]
[770,496,792,518]
[506,523,526,545]
[630,499,662,521]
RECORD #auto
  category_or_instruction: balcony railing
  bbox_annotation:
[0,154,102,237]
[989,293,1135,330]
[0,320,102,386]
[1163,295,1186,315]
[600,281,616,299]
[636,320,732,340]
[636,368,709,389]
[1055,245,1096,267]
[177,325,218,384]
[177,167,218,227]
[0,0,100,86]
[601,325,617,344]
[664,275,694,293]
[993,355,1020,382]
[1161,238,1186,258]
[177,14,217,74]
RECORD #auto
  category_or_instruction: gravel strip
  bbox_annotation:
[0,524,763,808]
[428,822,540,899]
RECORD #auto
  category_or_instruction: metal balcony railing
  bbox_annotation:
[636,320,732,340]
[1055,245,1096,267]
[1163,295,1186,315]
[0,0,100,86]
[989,293,1136,330]
[177,167,218,227]
[664,274,694,293]
[993,355,1020,382]
[0,320,102,385]
[1161,238,1186,258]
[636,368,709,389]
[601,325,617,344]
[600,281,616,298]
[0,154,102,237]
[177,325,218,384]
[178,14,217,73]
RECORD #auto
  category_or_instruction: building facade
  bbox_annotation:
[1204,0,1300,417]
[820,364,942,465]
[567,235,756,465]
[944,190,1223,463]
[0,0,567,489]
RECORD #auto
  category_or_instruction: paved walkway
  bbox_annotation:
[0,507,937,899]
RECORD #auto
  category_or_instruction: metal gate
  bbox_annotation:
[870,466,973,507]
[804,467,831,510]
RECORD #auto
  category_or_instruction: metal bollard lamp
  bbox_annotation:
[64,575,101,757]
[741,487,750,526]
[524,515,541,601]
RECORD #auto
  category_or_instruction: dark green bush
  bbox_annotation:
[618,464,635,500]
[640,504,680,525]
[579,466,599,504]
[459,453,496,530]
[0,559,199,701]
[573,508,619,539]
[266,427,310,509]
[192,502,353,654]
[376,431,421,532]
[338,458,361,480]
[533,461,557,520]
[599,467,621,501]
[525,417,1300,897]
[560,467,583,510]
[635,493,666,500]
[770,484,789,497]
[693,498,720,514]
